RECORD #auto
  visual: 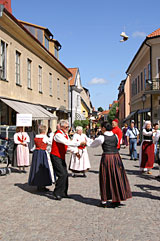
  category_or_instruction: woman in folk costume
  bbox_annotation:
[28,125,55,191]
[69,126,91,178]
[12,127,30,173]
[139,120,154,174]
[88,122,132,208]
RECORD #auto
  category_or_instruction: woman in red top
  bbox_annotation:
[28,125,53,191]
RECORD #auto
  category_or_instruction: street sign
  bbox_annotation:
[16,114,32,127]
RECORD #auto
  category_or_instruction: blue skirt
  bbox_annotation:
[28,149,52,186]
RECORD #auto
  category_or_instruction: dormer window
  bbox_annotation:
[45,36,49,50]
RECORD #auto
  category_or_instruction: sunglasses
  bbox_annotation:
[64,126,69,129]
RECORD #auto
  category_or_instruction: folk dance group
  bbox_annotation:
[13,118,160,208]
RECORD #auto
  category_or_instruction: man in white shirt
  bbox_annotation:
[126,120,139,160]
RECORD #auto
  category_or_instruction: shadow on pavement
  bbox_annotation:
[125,169,157,181]
[132,184,160,200]
[69,194,101,207]
[14,182,54,200]
[88,170,99,174]
[10,167,23,173]
[94,154,101,157]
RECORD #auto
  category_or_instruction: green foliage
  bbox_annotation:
[73,119,89,129]
[98,107,104,112]
[107,103,118,124]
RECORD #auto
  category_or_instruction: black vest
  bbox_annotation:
[143,128,153,141]
[102,134,118,154]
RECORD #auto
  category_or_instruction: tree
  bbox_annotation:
[73,119,89,129]
[98,107,104,112]
[107,103,118,124]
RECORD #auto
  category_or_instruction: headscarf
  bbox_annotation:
[143,120,151,129]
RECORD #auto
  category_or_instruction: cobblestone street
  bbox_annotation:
[0,145,160,241]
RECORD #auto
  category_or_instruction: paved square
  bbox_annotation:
[0,146,160,241]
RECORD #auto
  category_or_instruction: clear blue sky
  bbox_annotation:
[12,0,160,110]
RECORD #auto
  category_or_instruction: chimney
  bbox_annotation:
[0,0,12,14]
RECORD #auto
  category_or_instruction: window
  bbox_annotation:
[0,40,7,80]
[57,78,60,99]
[55,47,58,58]
[137,76,140,93]
[15,51,21,85]
[64,82,66,101]
[144,68,146,89]
[38,66,42,93]
[77,95,80,107]
[49,73,52,96]
[141,72,143,91]
[27,59,32,89]
[45,36,49,50]
[135,78,137,95]
[37,29,43,44]
[148,63,151,80]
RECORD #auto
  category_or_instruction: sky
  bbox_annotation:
[11,0,160,110]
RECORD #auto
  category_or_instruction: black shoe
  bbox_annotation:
[82,173,87,178]
[134,158,138,161]
[62,194,71,199]
[37,186,49,192]
[52,192,62,201]
[130,158,133,160]
[98,202,107,208]
[111,202,121,208]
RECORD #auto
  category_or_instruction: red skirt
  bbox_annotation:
[99,153,132,202]
[140,141,154,169]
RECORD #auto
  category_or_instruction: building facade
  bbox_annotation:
[0,5,71,131]
[126,28,160,132]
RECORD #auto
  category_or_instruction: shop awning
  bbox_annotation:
[1,98,57,120]
[123,110,138,122]
[138,108,151,114]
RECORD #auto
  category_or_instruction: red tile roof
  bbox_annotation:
[102,110,109,115]
[148,28,160,38]
[68,68,78,86]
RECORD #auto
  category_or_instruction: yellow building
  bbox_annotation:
[126,28,160,132]
[0,5,71,131]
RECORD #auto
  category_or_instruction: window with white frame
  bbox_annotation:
[63,82,66,101]
[38,65,42,93]
[27,59,32,89]
[148,63,151,79]
[49,73,52,96]
[15,51,21,85]
[57,78,60,99]
[77,95,80,107]
[0,40,7,80]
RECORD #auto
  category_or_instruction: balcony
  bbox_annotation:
[145,78,160,94]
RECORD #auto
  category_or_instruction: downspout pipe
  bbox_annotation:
[145,41,153,123]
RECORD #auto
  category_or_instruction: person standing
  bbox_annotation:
[126,120,139,160]
[50,120,84,200]
[85,125,91,138]
[139,121,154,174]
[28,125,54,191]
[153,123,160,162]
[112,119,122,150]
[69,126,91,178]
[122,123,128,148]
[12,127,30,173]
[88,122,132,208]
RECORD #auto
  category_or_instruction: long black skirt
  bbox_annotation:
[99,153,132,202]
[28,149,52,187]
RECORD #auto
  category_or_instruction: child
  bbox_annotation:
[28,125,54,191]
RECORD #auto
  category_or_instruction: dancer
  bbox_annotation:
[28,125,54,191]
[12,127,30,173]
[69,126,91,178]
[139,120,154,174]
[88,122,132,208]
[50,120,85,201]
